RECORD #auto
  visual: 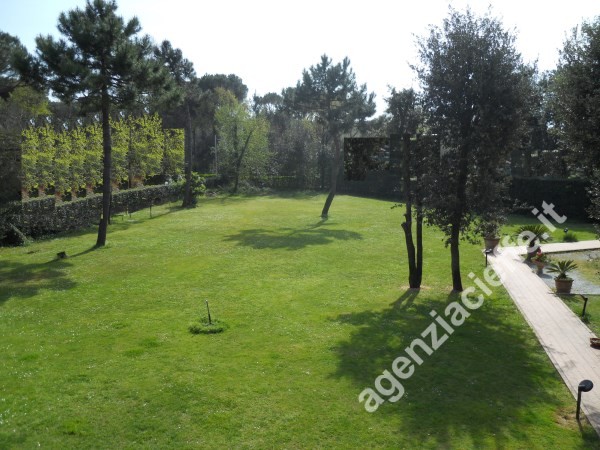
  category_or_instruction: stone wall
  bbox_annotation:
[1,184,183,243]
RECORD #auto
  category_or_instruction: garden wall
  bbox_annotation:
[509,176,591,219]
[5,184,182,240]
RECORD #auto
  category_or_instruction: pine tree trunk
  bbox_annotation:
[96,88,112,247]
[321,136,341,218]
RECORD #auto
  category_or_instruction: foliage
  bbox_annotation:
[547,259,579,280]
[112,114,166,186]
[0,86,49,137]
[215,91,271,193]
[0,32,35,100]
[512,73,564,178]
[562,231,578,242]
[34,0,176,246]
[415,7,533,290]
[182,172,206,207]
[552,17,600,175]
[21,116,183,195]
[515,224,553,244]
[21,125,56,192]
[532,250,548,263]
[386,88,422,136]
[162,128,185,178]
[287,54,376,216]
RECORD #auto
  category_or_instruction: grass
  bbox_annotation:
[503,213,598,244]
[573,256,600,286]
[0,193,598,448]
[561,295,600,336]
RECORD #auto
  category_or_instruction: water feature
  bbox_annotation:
[528,250,600,295]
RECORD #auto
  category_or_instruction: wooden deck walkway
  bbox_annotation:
[489,240,600,434]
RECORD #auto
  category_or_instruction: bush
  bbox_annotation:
[188,317,227,335]
[563,231,579,242]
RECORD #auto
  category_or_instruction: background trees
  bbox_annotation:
[34,0,175,246]
[214,89,270,193]
[288,55,376,217]
[552,17,600,175]
[416,8,532,291]
[552,17,600,230]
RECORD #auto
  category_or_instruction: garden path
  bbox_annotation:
[490,240,600,435]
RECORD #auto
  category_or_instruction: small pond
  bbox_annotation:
[533,250,600,295]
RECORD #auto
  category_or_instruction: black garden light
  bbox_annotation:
[581,295,589,318]
[577,379,594,420]
[484,248,493,267]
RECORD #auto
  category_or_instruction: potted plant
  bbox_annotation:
[480,220,503,251]
[515,224,552,262]
[531,250,548,275]
[547,259,578,294]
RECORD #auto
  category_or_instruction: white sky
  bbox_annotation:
[1,0,598,115]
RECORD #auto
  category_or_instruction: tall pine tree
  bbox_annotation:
[35,0,175,246]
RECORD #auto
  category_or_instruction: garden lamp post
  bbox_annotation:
[484,248,493,267]
[577,379,594,420]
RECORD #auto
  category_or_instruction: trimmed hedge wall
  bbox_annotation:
[3,184,182,241]
[509,177,591,219]
[339,169,401,200]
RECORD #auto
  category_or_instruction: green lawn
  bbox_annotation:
[503,213,598,243]
[0,194,598,448]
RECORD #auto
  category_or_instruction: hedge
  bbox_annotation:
[1,183,183,243]
[509,176,591,219]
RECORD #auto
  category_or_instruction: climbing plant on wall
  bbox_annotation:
[21,114,183,197]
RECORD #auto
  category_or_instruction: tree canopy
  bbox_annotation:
[287,55,376,217]
[34,0,176,246]
[416,7,532,291]
[552,17,600,175]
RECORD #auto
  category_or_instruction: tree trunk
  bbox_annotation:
[232,128,254,194]
[450,141,470,291]
[450,223,462,291]
[400,133,420,289]
[321,135,341,218]
[96,87,112,247]
[416,201,423,286]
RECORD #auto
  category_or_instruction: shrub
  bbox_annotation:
[188,317,227,335]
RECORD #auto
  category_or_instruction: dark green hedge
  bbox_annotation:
[2,184,182,243]
[509,177,591,219]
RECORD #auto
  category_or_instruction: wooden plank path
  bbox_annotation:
[489,240,600,434]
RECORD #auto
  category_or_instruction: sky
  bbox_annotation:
[1,0,598,115]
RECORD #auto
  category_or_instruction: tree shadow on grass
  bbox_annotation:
[0,258,77,305]
[224,221,363,250]
[331,290,597,447]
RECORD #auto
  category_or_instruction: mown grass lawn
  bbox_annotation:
[0,193,598,448]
